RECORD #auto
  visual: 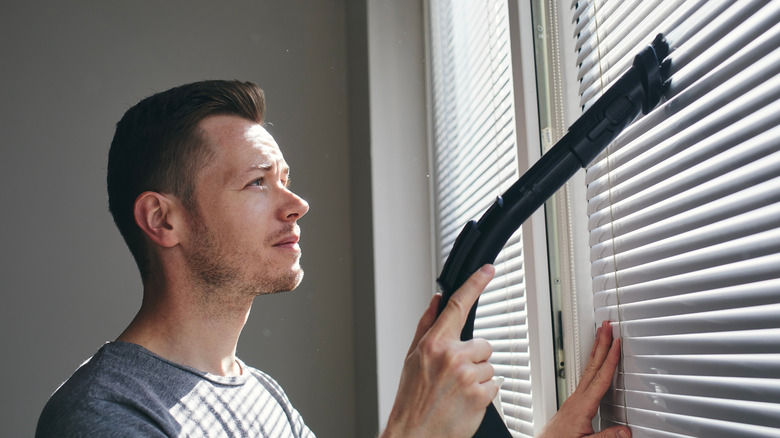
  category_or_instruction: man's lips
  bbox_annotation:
[272,235,300,249]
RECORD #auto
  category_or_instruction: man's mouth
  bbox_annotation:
[272,235,300,250]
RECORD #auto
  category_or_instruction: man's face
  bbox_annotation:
[182,114,309,298]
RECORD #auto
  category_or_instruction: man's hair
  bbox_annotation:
[107,80,266,277]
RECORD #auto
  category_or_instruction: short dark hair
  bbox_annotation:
[107,80,266,277]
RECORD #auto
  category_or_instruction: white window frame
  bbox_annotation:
[527,0,601,402]
[506,0,561,429]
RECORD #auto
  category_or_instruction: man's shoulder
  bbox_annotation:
[41,343,126,407]
[35,343,188,437]
[50,342,190,400]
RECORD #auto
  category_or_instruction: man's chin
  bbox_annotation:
[283,268,305,292]
[258,267,304,296]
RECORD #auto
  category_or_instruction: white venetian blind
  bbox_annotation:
[428,1,533,436]
[573,0,780,436]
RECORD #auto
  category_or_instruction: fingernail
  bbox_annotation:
[618,428,630,438]
[480,264,494,274]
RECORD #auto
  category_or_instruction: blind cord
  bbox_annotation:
[588,0,630,429]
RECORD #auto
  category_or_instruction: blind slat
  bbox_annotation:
[588,150,780,235]
[623,373,780,404]
[590,178,780,260]
[623,327,780,355]
[603,406,780,438]
[592,228,780,291]
[597,279,780,320]
[593,254,780,313]
[591,203,780,275]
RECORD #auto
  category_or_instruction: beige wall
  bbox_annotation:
[0,2,375,436]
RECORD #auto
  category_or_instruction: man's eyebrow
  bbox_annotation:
[281,166,291,187]
[248,163,273,171]
[244,163,291,187]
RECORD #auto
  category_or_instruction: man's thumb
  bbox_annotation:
[407,294,441,356]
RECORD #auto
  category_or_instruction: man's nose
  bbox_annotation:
[284,190,309,220]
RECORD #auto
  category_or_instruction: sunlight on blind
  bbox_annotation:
[573,0,780,436]
[429,1,531,436]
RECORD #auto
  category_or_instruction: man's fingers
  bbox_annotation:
[466,338,493,363]
[435,265,495,338]
[588,425,631,438]
[473,360,495,384]
[468,373,500,408]
[481,376,501,403]
[408,294,442,356]
[589,326,602,360]
[584,338,621,401]
[580,321,614,389]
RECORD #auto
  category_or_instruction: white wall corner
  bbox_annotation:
[366,0,434,429]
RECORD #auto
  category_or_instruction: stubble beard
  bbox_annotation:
[187,218,304,304]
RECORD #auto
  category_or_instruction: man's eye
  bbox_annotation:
[249,178,265,187]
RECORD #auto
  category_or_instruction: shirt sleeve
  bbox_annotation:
[36,396,170,438]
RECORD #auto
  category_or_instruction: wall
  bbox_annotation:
[345,0,380,435]
[0,2,364,436]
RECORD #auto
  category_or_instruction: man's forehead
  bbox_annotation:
[197,115,290,182]
[244,123,274,144]
[244,124,284,160]
[200,114,284,158]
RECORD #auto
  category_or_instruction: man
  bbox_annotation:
[37,80,630,437]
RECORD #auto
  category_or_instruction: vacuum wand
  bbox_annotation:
[434,34,669,438]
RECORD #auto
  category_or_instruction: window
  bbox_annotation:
[428,0,779,437]
[572,0,780,436]
[427,1,555,436]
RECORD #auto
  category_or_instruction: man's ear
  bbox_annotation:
[133,191,184,248]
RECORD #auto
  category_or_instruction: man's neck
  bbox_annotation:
[117,277,253,377]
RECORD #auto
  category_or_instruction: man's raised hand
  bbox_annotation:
[382,265,498,438]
